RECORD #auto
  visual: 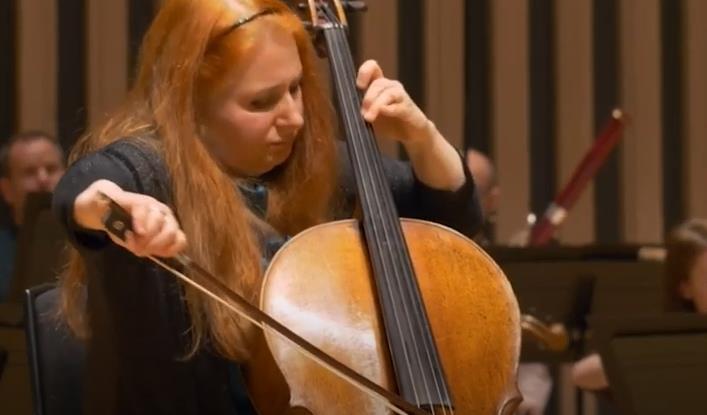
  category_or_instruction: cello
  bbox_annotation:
[101,1,521,413]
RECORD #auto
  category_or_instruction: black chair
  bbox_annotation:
[24,284,84,415]
[0,301,23,383]
[0,346,6,381]
[8,192,67,303]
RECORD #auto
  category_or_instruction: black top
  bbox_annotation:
[0,224,16,301]
[52,138,482,415]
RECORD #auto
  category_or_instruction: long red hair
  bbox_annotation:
[61,0,337,360]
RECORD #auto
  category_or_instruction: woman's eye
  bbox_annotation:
[250,96,277,111]
[289,82,301,95]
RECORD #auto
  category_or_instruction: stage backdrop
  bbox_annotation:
[2,0,706,244]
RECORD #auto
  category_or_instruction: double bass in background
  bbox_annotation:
[101,1,522,413]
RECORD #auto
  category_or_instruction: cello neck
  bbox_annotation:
[322,24,398,228]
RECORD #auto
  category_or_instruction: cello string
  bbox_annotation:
[337,26,454,412]
[328,26,435,406]
[319,23,413,401]
[329,22,450,411]
[324,25,424,405]
[330,15,454,410]
[336,28,453,410]
[330,23,451,412]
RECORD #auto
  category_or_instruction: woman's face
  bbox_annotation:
[202,26,304,177]
[680,249,707,314]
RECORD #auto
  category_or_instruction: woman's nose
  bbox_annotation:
[277,93,304,131]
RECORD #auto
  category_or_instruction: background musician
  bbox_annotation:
[572,218,707,391]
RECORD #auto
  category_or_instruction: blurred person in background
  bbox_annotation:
[572,218,707,391]
[0,130,65,300]
[466,148,500,246]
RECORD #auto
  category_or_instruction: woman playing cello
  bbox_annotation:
[52,0,483,413]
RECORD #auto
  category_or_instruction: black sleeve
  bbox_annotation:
[52,139,168,250]
[337,142,483,238]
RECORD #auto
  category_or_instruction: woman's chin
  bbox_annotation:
[223,147,293,178]
[268,146,293,166]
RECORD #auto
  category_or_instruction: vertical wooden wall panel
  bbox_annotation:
[528,0,556,218]
[356,0,399,157]
[491,0,531,243]
[593,0,622,243]
[660,0,685,233]
[17,0,57,135]
[464,0,491,154]
[87,0,128,128]
[57,0,87,149]
[555,0,595,244]
[619,0,663,243]
[0,0,17,142]
[684,0,707,219]
[424,0,465,150]
[128,0,157,81]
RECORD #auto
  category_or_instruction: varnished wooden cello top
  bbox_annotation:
[255,219,522,414]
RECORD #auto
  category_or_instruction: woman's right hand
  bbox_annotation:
[74,179,187,258]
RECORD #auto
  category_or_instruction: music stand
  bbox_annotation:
[7,192,66,302]
[488,244,663,262]
[590,313,707,415]
[501,260,594,362]
[490,246,666,359]
[589,261,665,316]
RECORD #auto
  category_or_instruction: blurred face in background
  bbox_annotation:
[0,136,65,225]
[466,150,500,220]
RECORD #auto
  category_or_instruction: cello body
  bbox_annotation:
[253,219,521,414]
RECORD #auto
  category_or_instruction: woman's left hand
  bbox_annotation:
[357,60,433,144]
[357,59,466,192]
